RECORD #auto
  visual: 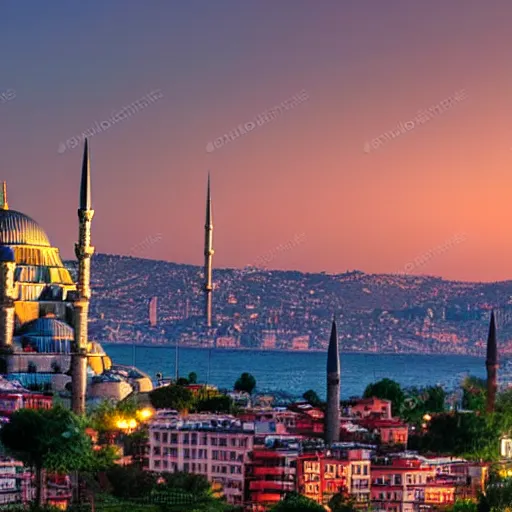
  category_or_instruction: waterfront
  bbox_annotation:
[103,344,497,399]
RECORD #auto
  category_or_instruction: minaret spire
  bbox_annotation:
[486,310,498,413]
[80,139,91,210]
[204,172,214,328]
[0,182,9,210]
[71,139,95,415]
[326,316,341,445]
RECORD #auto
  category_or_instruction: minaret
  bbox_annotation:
[486,310,498,413]
[325,317,341,444]
[204,172,214,328]
[71,140,95,415]
[0,183,16,352]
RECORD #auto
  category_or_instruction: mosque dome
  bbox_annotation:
[17,316,74,354]
[0,209,51,247]
[0,246,15,262]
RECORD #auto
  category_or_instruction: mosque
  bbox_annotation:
[0,140,152,412]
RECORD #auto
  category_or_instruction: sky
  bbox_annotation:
[1,0,512,282]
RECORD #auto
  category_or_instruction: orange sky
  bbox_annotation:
[2,1,512,282]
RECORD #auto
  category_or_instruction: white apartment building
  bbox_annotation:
[148,414,255,506]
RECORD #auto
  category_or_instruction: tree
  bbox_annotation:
[363,378,404,416]
[194,394,234,414]
[188,372,198,384]
[149,384,194,411]
[446,500,478,511]
[462,376,487,412]
[106,464,157,500]
[269,492,325,511]
[329,491,358,511]
[0,406,106,507]
[478,477,512,511]
[303,389,323,407]
[234,372,256,394]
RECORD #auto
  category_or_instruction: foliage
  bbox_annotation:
[188,372,198,384]
[149,384,194,411]
[0,406,112,506]
[194,394,234,413]
[269,492,325,511]
[446,500,478,511]
[478,477,512,511]
[158,471,211,494]
[234,372,256,394]
[176,377,190,386]
[417,412,503,460]
[328,491,358,511]
[106,465,158,499]
[400,385,446,425]
[462,375,487,412]
[363,378,404,416]
[303,389,323,407]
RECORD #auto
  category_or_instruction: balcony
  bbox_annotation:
[253,466,296,477]
[250,492,283,503]
[250,481,295,491]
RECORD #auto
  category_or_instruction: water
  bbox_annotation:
[103,344,493,399]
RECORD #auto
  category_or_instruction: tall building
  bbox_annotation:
[325,318,340,445]
[149,296,158,327]
[486,310,498,413]
[0,140,152,409]
[204,173,214,328]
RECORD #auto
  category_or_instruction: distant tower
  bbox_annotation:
[71,140,95,415]
[325,317,341,444]
[486,310,498,413]
[0,183,16,352]
[204,173,214,328]
[149,296,158,327]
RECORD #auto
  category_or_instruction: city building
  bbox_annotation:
[148,414,254,506]
[148,297,157,327]
[371,457,456,511]
[0,458,33,506]
[247,436,300,511]
[297,447,371,507]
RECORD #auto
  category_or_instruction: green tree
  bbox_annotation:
[188,372,198,384]
[194,394,234,414]
[328,491,358,511]
[462,376,487,412]
[106,464,158,500]
[419,412,501,460]
[363,378,404,416]
[269,492,325,511]
[0,406,107,507]
[478,477,512,511]
[234,372,256,394]
[303,389,323,407]
[149,384,194,411]
[446,500,478,511]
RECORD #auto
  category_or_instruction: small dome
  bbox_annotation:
[0,246,15,262]
[18,317,74,339]
[0,209,51,247]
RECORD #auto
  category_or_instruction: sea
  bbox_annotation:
[103,344,500,400]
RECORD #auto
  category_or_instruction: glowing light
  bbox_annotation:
[423,414,432,421]
[137,408,153,420]
[116,419,128,430]
[128,419,137,429]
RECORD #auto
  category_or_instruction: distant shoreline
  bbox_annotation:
[101,341,485,359]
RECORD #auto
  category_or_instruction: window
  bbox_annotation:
[363,465,368,476]
[163,460,168,469]
[183,434,189,444]
[201,435,208,445]
[219,438,227,447]
[153,447,161,456]
[231,438,237,447]
[184,449,190,459]
[230,451,236,461]
[212,451,219,460]
[183,463,189,473]
[154,432,160,442]
[162,433,168,443]
[191,433,198,445]
[171,434,178,444]
[211,437,218,446]
[154,460,160,469]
